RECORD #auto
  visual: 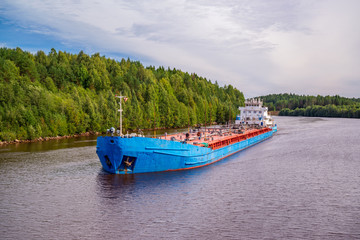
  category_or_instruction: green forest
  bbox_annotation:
[0,47,245,142]
[260,93,360,118]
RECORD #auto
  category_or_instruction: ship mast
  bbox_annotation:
[116,94,126,136]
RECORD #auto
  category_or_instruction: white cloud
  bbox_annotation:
[2,0,360,97]
[262,0,360,97]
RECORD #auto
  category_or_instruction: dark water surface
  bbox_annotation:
[1,117,360,239]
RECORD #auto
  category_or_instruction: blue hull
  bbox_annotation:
[272,125,278,133]
[96,130,274,174]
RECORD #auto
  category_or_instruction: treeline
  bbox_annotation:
[259,93,360,118]
[280,105,360,118]
[0,47,244,141]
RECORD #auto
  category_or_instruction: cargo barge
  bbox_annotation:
[96,98,277,174]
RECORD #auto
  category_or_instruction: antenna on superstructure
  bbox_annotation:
[205,104,207,140]
[115,93,127,136]
[153,101,156,138]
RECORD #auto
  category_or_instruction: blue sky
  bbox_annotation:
[1,0,359,98]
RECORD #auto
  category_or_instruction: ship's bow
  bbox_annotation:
[96,136,131,173]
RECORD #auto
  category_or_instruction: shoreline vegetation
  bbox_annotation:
[2,48,358,144]
[260,93,360,118]
[0,131,100,146]
[0,47,244,142]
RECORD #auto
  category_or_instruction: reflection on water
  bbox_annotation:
[1,117,360,239]
[95,165,215,200]
[96,170,137,199]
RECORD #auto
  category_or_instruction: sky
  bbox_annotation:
[0,0,359,98]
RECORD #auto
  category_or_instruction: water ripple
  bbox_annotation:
[1,117,360,239]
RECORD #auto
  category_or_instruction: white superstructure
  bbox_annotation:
[235,98,274,127]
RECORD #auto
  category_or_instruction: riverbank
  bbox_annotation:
[0,124,215,146]
[0,126,184,146]
[0,131,102,146]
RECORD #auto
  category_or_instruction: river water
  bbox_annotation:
[1,117,359,239]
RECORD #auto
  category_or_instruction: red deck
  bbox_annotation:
[159,127,272,150]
